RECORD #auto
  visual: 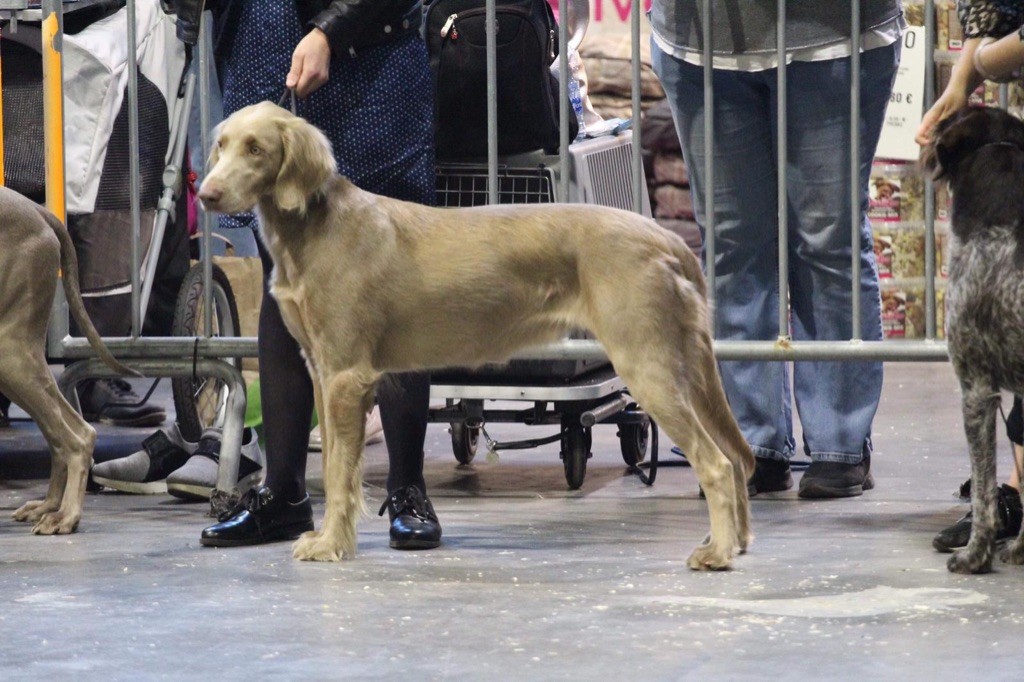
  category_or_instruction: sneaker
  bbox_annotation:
[308,406,385,451]
[78,378,167,428]
[0,391,9,428]
[166,427,264,501]
[933,484,1024,553]
[798,455,874,499]
[91,423,196,494]
[378,485,442,550]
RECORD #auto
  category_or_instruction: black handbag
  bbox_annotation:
[425,0,577,159]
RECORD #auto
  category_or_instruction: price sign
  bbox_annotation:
[877,26,927,161]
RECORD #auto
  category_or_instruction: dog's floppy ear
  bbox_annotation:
[274,116,337,214]
[923,108,997,182]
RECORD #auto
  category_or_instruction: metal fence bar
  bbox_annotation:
[850,1,862,340]
[776,1,789,339]
[199,12,214,336]
[558,0,570,202]
[486,0,498,204]
[42,0,70,359]
[924,0,937,340]
[127,0,141,338]
[57,357,246,500]
[630,0,643,214]
[60,335,952,364]
[702,0,716,319]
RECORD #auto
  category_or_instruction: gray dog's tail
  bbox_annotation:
[35,205,140,378]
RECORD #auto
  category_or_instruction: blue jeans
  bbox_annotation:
[652,41,900,464]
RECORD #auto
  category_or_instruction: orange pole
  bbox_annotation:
[42,5,66,222]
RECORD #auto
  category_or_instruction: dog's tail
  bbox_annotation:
[35,205,140,378]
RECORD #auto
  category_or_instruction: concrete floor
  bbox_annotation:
[2,363,1023,680]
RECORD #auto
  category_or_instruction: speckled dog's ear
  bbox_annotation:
[923,112,979,182]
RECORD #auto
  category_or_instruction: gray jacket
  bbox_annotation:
[650,1,904,55]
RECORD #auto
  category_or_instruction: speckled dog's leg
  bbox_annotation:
[948,383,999,574]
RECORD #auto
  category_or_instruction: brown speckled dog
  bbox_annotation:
[923,106,1024,574]
[0,187,135,534]
[199,102,754,570]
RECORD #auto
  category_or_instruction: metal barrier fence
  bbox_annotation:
[6,0,954,504]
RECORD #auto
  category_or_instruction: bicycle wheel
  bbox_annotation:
[171,262,241,441]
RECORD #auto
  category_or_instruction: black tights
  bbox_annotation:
[257,243,429,502]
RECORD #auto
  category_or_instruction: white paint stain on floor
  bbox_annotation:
[645,586,987,618]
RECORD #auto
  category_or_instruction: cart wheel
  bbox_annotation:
[171,262,241,441]
[561,425,591,490]
[619,416,650,466]
[451,422,480,464]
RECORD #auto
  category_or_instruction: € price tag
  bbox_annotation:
[877,26,927,161]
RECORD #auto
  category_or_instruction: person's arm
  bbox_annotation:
[916,0,1024,145]
[285,0,411,98]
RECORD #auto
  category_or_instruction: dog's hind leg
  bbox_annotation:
[1002,493,1024,565]
[293,370,375,562]
[620,363,742,570]
[948,381,1000,574]
[3,356,95,534]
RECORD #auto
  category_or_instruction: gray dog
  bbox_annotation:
[923,106,1024,573]
[0,186,134,534]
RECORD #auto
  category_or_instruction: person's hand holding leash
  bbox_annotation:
[287,28,331,98]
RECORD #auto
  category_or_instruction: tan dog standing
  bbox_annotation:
[1,186,136,534]
[199,101,753,570]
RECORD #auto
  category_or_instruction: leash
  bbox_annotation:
[277,87,298,115]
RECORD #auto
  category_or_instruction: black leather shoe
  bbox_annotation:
[798,455,874,499]
[200,486,313,547]
[378,485,442,550]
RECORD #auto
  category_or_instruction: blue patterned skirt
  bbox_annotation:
[218,0,435,230]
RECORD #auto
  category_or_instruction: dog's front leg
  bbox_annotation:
[948,383,1000,574]
[293,371,374,562]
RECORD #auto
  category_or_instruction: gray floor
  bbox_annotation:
[2,363,1023,680]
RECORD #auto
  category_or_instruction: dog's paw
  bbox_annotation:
[999,540,1024,565]
[292,530,349,562]
[687,542,734,571]
[947,547,993,574]
[32,511,79,535]
[12,499,52,523]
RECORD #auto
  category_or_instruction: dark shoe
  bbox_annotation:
[378,485,442,550]
[78,378,167,428]
[933,484,1023,553]
[748,457,793,496]
[699,456,793,499]
[200,486,313,547]
[798,455,874,499]
[0,391,10,428]
[91,423,196,494]
[958,477,972,501]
